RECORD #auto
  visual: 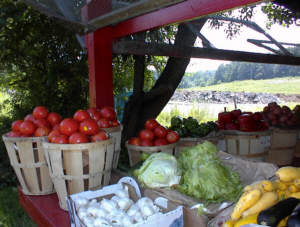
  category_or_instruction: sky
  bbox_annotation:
[186,5,300,72]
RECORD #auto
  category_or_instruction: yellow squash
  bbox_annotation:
[231,189,262,221]
[289,192,300,199]
[277,216,289,227]
[242,191,278,218]
[233,213,258,227]
[276,167,300,182]
[222,219,235,227]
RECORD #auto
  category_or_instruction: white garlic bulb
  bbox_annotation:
[74,196,89,209]
[127,204,139,217]
[117,197,134,211]
[100,198,118,212]
[93,217,110,226]
[140,205,155,218]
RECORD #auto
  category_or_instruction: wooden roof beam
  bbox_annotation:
[113,41,300,65]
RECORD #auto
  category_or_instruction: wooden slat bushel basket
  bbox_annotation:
[42,137,115,210]
[102,125,122,169]
[2,135,54,195]
[126,142,178,167]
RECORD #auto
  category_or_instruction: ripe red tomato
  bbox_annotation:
[87,107,98,116]
[154,125,168,138]
[52,124,60,131]
[111,120,120,127]
[79,119,99,135]
[97,118,111,128]
[33,106,48,119]
[6,131,22,137]
[139,129,154,141]
[59,118,79,136]
[12,120,23,132]
[166,130,179,143]
[24,114,35,122]
[128,137,141,146]
[69,132,89,144]
[47,112,62,126]
[52,135,69,144]
[100,106,116,120]
[34,127,50,137]
[48,130,61,142]
[34,118,51,129]
[144,119,159,130]
[19,121,36,136]
[73,110,90,122]
[91,111,101,121]
[154,138,168,146]
[140,139,153,146]
[91,130,109,142]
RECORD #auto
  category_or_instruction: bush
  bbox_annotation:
[157,104,215,127]
[0,115,17,189]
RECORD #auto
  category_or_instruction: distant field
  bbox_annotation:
[188,77,300,94]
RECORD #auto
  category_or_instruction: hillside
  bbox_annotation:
[186,77,300,95]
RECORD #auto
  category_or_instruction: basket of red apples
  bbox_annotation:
[126,119,179,167]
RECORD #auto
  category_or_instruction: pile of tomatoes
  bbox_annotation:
[6,106,120,144]
[128,119,179,146]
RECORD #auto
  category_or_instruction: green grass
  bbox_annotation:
[0,187,36,227]
[187,77,300,94]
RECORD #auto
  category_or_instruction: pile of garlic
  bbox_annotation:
[74,186,162,227]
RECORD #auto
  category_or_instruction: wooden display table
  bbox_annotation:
[18,187,70,227]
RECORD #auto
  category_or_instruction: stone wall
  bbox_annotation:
[170,91,290,104]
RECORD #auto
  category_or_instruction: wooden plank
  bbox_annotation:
[88,144,105,189]
[113,41,300,65]
[4,141,29,193]
[47,149,68,210]
[16,141,40,194]
[63,150,84,195]
[18,188,70,227]
[103,142,114,185]
[88,0,184,31]
[37,141,53,193]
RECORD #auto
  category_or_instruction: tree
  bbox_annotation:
[0,0,89,119]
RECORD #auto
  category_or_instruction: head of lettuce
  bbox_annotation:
[135,153,182,188]
[177,141,242,203]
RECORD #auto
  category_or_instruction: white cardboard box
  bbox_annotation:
[67,177,183,227]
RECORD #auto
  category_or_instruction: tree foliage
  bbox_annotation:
[0,0,89,120]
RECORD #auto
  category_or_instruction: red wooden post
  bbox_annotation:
[85,0,114,108]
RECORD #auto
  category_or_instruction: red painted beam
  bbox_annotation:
[112,0,263,38]
[84,0,115,109]
[18,188,70,227]
[86,28,114,108]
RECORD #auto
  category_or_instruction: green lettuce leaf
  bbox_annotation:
[177,141,242,203]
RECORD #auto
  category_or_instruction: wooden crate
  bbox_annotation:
[102,125,121,169]
[267,128,298,165]
[222,130,271,161]
[126,142,177,167]
[2,135,54,195]
[43,138,115,210]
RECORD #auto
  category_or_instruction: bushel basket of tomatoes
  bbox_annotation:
[2,106,60,195]
[126,119,180,167]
